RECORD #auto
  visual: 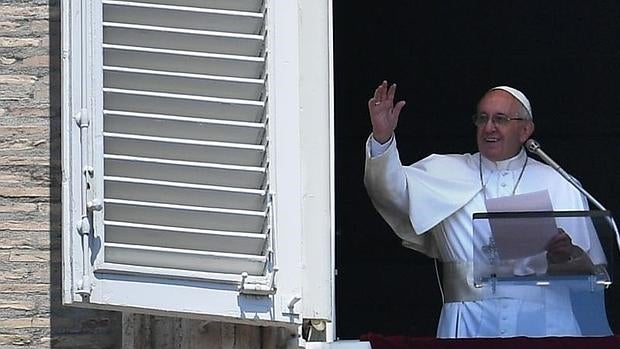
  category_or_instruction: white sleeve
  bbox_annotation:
[364,134,408,216]
[364,135,438,257]
[369,134,394,158]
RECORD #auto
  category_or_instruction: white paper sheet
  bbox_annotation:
[485,190,558,259]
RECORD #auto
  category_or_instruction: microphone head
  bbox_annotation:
[525,139,540,152]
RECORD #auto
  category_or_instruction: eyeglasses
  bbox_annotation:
[472,113,526,126]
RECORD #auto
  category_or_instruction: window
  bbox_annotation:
[62,0,333,329]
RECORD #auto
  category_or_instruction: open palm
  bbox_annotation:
[368,80,406,144]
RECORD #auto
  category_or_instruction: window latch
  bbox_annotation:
[238,268,279,296]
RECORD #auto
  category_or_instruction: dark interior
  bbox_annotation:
[333,1,620,338]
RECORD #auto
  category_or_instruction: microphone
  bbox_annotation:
[526,139,620,254]
[525,139,564,172]
[525,139,606,211]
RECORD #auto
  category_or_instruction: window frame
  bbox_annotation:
[61,0,334,329]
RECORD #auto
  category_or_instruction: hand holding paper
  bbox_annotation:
[545,228,574,264]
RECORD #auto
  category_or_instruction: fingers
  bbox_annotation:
[556,230,571,245]
[369,81,406,126]
[547,229,570,245]
[546,233,570,251]
[386,82,397,104]
[548,240,571,254]
[546,229,574,263]
[375,81,397,104]
[367,81,406,144]
[373,80,387,103]
[370,80,403,107]
[391,100,406,119]
[368,97,377,108]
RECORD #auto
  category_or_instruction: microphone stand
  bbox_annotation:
[525,139,620,253]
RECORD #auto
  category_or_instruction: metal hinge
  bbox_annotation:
[73,108,101,301]
[73,108,89,128]
[238,267,279,296]
[83,166,102,212]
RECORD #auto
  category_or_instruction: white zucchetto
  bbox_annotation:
[490,86,533,119]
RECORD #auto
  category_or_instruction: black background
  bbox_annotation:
[333,1,620,338]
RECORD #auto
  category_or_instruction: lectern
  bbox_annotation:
[473,210,618,336]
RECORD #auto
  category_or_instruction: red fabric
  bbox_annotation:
[360,333,620,349]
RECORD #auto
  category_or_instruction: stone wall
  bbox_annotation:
[123,315,297,349]
[0,1,122,347]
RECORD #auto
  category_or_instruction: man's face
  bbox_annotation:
[476,90,534,161]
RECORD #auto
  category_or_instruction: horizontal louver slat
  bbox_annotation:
[95,263,265,283]
[104,176,266,210]
[103,67,264,100]
[103,23,264,56]
[105,243,267,275]
[104,133,265,166]
[103,45,264,78]
[103,87,264,106]
[103,1,264,34]
[104,155,266,189]
[117,0,264,13]
[104,90,265,122]
[105,199,266,233]
[105,221,267,254]
[103,112,265,144]
[102,0,270,279]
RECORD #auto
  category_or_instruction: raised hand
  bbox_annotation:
[368,80,406,144]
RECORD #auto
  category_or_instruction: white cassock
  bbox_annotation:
[364,135,610,338]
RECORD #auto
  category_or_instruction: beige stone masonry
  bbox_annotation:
[0,283,49,294]
[9,249,49,262]
[0,202,39,213]
[0,5,48,20]
[0,56,17,65]
[20,55,49,67]
[0,230,52,248]
[0,317,50,329]
[0,75,37,84]
[0,21,20,30]
[0,221,49,231]
[0,156,50,166]
[0,301,37,311]
[0,126,49,153]
[0,267,49,282]
[0,187,50,197]
[0,334,33,346]
[0,38,41,47]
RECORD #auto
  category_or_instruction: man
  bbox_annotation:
[364,82,609,338]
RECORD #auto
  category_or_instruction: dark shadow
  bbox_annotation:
[48,1,122,347]
[334,0,620,339]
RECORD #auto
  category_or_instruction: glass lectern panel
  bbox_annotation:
[472,210,618,336]
[473,210,615,287]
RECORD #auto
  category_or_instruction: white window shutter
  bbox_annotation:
[62,0,333,327]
